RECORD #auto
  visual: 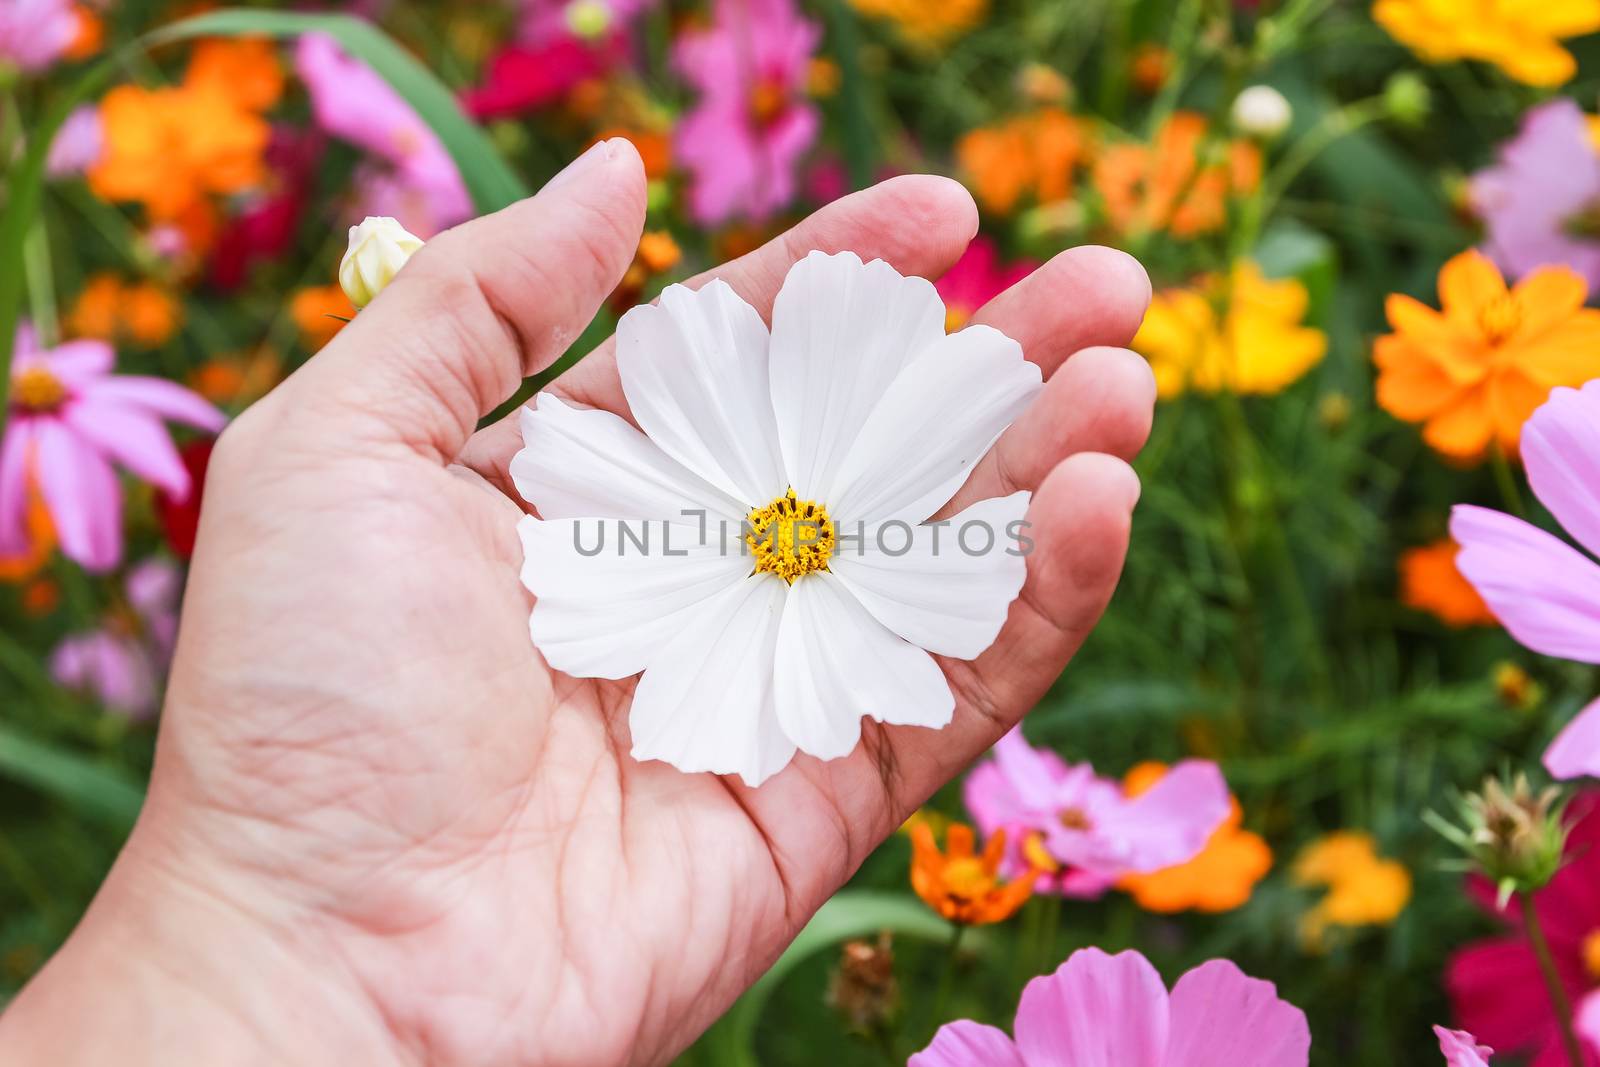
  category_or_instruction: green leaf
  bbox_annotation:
[0,724,143,829]
[699,891,978,1067]
[147,9,529,214]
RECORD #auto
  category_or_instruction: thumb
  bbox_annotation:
[291,137,647,463]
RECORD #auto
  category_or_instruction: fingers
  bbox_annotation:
[455,174,978,488]
[280,138,648,463]
[934,346,1156,518]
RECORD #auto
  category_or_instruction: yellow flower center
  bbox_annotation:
[944,303,972,333]
[749,79,789,127]
[1584,928,1600,982]
[747,489,834,583]
[940,857,995,900]
[1058,807,1093,831]
[1478,294,1522,345]
[11,365,67,412]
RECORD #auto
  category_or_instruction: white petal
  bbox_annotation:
[768,251,948,502]
[519,516,749,680]
[616,280,785,506]
[510,393,746,523]
[773,571,953,760]
[629,574,797,787]
[830,492,1030,659]
[829,325,1040,525]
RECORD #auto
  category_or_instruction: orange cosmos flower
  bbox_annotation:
[66,273,182,348]
[957,107,1087,216]
[65,4,103,60]
[184,37,285,113]
[1093,112,1260,238]
[1374,250,1600,461]
[1399,538,1497,627]
[1117,761,1272,914]
[1293,831,1412,946]
[909,822,1034,925]
[290,285,356,352]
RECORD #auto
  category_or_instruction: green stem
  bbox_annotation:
[1491,442,1528,520]
[822,0,874,191]
[1257,98,1387,223]
[22,223,57,347]
[1522,891,1586,1067]
[927,923,966,1039]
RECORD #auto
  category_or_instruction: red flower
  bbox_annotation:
[462,37,628,119]
[153,438,213,558]
[1448,791,1600,1066]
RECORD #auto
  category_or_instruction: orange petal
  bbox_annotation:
[1512,265,1589,339]
[1374,339,1460,422]
[1511,310,1600,387]
[1437,249,1507,323]
[1488,368,1551,453]
[1422,389,1494,461]
[945,823,976,859]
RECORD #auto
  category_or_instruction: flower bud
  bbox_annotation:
[826,933,899,1034]
[1233,85,1292,140]
[565,0,611,39]
[1383,72,1431,127]
[339,217,424,309]
[1428,773,1570,906]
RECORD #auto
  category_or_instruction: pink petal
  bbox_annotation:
[34,419,122,573]
[1525,382,1600,561]
[80,376,226,434]
[1435,1026,1494,1067]
[1545,696,1600,780]
[49,631,157,719]
[1014,948,1168,1067]
[1577,991,1600,1063]
[0,419,35,556]
[1165,959,1309,1067]
[1451,504,1600,662]
[61,398,191,498]
[992,727,1072,811]
[1093,760,1232,873]
[42,339,114,389]
[908,1021,1026,1067]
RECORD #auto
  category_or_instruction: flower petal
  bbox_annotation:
[908,1022,1026,1067]
[1544,695,1600,781]
[1089,760,1232,874]
[768,250,948,503]
[79,375,226,433]
[829,328,1041,525]
[1434,1026,1494,1067]
[518,516,749,680]
[1523,381,1600,560]
[0,420,34,557]
[42,339,114,388]
[1451,504,1600,662]
[1439,250,1508,325]
[1577,991,1600,1064]
[615,279,785,506]
[60,398,190,498]
[772,571,953,760]
[1165,959,1310,1067]
[511,393,747,522]
[34,420,122,572]
[829,492,1030,658]
[1013,948,1168,1067]
[628,574,796,787]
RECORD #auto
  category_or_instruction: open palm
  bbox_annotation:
[3,141,1154,1067]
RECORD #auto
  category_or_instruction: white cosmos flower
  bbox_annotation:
[511,250,1042,786]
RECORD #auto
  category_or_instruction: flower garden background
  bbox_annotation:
[4,0,1600,1063]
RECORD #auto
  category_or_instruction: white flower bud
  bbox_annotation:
[1232,85,1292,140]
[339,216,424,309]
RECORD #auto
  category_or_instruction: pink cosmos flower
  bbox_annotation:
[45,105,103,179]
[0,0,77,73]
[0,324,225,573]
[1447,792,1600,1067]
[963,727,1231,898]
[295,34,471,237]
[1451,380,1600,781]
[1437,1027,1494,1067]
[51,558,183,720]
[673,0,820,225]
[1471,101,1600,289]
[910,947,1309,1066]
[937,237,1039,331]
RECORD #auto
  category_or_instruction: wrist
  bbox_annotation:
[0,808,412,1067]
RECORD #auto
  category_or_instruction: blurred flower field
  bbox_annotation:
[5,0,1600,1063]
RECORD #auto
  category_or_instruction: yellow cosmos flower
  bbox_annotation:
[851,0,987,46]
[1373,0,1600,87]
[1293,831,1412,947]
[1132,261,1327,400]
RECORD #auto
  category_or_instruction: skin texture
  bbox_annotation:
[0,140,1155,1067]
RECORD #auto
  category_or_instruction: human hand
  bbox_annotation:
[0,140,1154,1067]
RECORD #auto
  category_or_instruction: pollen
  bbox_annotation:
[747,488,834,583]
[11,365,67,412]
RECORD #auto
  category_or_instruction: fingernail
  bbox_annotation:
[544,139,614,193]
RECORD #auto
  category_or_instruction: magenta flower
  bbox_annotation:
[1451,380,1600,781]
[45,105,103,179]
[910,947,1309,1066]
[673,0,821,225]
[1437,1027,1494,1066]
[295,34,471,237]
[51,558,183,720]
[463,36,628,119]
[963,727,1230,898]
[937,237,1039,331]
[1471,101,1600,289]
[0,324,224,573]
[0,0,77,73]
[1447,793,1600,1066]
